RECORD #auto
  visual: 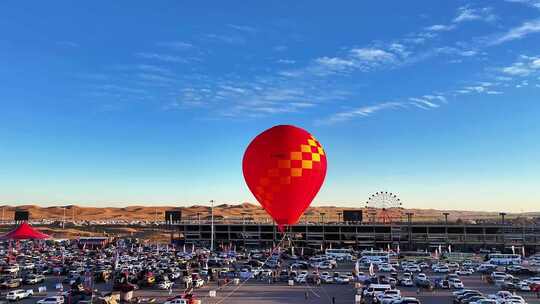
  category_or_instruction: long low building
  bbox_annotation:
[168,222,540,253]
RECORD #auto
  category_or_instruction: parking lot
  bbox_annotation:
[9,267,538,304]
[2,240,540,304]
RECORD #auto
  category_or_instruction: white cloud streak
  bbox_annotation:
[135,52,186,63]
[491,19,540,45]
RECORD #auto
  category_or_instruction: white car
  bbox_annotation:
[514,281,530,292]
[449,278,464,289]
[21,263,35,270]
[418,262,429,269]
[399,278,413,287]
[320,272,334,283]
[316,261,334,269]
[376,294,400,304]
[363,284,392,298]
[335,275,350,284]
[470,300,496,304]
[448,263,460,270]
[504,295,526,303]
[380,290,401,299]
[456,269,474,276]
[433,266,450,273]
[524,276,540,285]
[163,299,190,304]
[37,296,65,304]
[295,274,307,283]
[379,265,396,272]
[3,265,19,273]
[487,290,512,301]
[6,289,33,301]
[391,297,420,304]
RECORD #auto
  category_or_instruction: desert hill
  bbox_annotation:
[0,203,536,223]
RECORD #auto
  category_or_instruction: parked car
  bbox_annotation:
[6,289,33,301]
[37,296,65,304]
[24,274,45,284]
[391,298,421,304]
[449,278,464,289]
[1,279,22,289]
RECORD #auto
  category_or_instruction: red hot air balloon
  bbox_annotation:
[242,125,327,231]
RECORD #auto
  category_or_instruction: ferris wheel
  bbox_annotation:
[365,191,404,223]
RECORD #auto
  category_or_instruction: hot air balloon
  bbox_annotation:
[242,125,327,231]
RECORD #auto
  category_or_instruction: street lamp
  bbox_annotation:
[443,212,450,225]
[499,212,507,225]
[210,200,215,252]
[406,212,414,250]
[197,212,201,224]
[443,212,450,246]
[499,212,507,252]
[320,212,326,224]
[337,212,342,223]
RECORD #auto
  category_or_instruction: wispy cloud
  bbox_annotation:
[321,92,450,124]
[426,24,456,32]
[227,24,257,33]
[351,48,397,62]
[134,64,174,75]
[135,52,187,63]
[491,19,540,45]
[500,55,540,76]
[136,73,176,85]
[156,41,193,50]
[285,45,408,78]
[57,41,79,48]
[204,33,245,44]
[435,46,478,57]
[409,97,440,108]
[453,6,497,23]
[277,59,296,65]
[319,102,406,124]
[506,0,540,9]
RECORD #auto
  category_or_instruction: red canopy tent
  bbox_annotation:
[0,222,51,240]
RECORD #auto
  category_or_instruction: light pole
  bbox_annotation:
[197,212,201,224]
[443,212,450,246]
[337,212,342,223]
[499,212,507,225]
[320,212,326,249]
[443,212,450,225]
[63,207,66,229]
[499,212,507,251]
[406,212,414,250]
[210,200,215,252]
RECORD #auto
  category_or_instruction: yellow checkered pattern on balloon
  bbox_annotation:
[254,136,325,205]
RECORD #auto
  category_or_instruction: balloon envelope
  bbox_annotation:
[242,125,327,230]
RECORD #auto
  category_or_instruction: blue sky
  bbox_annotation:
[1,1,539,212]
